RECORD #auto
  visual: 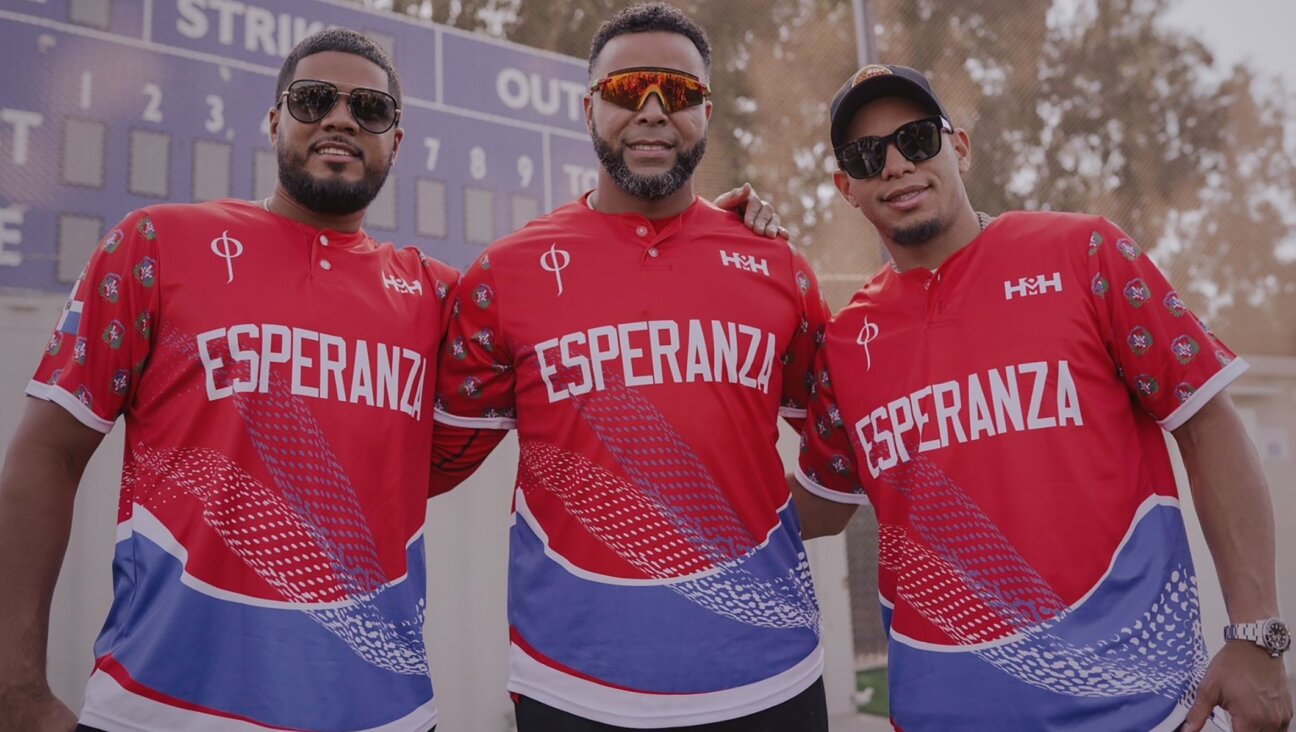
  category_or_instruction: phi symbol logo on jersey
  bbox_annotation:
[211,231,244,284]
[856,316,880,370]
[540,243,570,296]
[719,249,769,276]
[1004,272,1063,300]
[383,273,423,295]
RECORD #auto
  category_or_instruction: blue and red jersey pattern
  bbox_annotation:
[798,212,1243,731]
[434,195,830,727]
[29,200,458,732]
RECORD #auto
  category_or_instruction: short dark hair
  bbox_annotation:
[276,28,402,104]
[588,3,711,78]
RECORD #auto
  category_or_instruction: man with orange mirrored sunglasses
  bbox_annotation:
[590,65,712,115]
[431,3,831,730]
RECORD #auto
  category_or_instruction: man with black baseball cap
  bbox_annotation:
[789,64,1293,730]
[828,64,951,149]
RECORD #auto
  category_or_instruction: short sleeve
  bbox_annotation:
[1084,218,1245,430]
[419,251,461,348]
[27,211,162,432]
[778,248,832,422]
[795,346,870,505]
[433,253,517,429]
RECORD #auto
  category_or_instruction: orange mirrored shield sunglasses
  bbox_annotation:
[590,67,711,114]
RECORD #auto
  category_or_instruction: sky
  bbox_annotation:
[1160,0,1296,89]
[1160,0,1296,261]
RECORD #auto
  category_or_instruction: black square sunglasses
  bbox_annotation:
[835,116,952,180]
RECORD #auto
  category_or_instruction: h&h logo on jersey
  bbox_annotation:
[383,273,423,296]
[211,231,244,284]
[719,249,769,276]
[1004,272,1062,300]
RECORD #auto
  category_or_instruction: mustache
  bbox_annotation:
[310,136,365,161]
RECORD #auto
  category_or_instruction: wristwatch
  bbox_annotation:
[1223,618,1291,657]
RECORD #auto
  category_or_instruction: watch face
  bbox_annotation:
[1264,620,1291,653]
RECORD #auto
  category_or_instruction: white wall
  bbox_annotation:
[1173,357,1296,677]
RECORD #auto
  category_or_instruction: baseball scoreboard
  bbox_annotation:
[0,0,600,294]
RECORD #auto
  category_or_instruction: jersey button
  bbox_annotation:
[635,225,648,237]
[320,259,332,271]
[320,235,330,247]
[647,247,659,258]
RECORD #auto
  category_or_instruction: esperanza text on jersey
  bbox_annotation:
[855,360,1083,477]
[534,319,780,403]
[196,324,427,419]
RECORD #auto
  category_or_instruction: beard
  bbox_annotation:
[591,123,706,200]
[277,139,391,217]
[891,216,944,247]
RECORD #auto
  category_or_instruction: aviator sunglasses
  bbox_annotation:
[278,79,401,134]
[590,67,711,114]
[835,116,952,179]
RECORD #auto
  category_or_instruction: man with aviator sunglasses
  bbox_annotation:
[0,19,796,732]
[433,3,831,730]
[0,28,459,732]
[792,64,1291,731]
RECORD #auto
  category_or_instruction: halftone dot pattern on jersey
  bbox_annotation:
[518,364,820,632]
[119,322,431,677]
[875,446,1206,701]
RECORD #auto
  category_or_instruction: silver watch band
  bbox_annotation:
[1223,618,1290,657]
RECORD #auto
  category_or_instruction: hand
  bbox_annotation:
[1182,642,1293,732]
[0,684,77,732]
[712,183,789,239]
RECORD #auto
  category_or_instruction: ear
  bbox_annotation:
[583,94,594,133]
[833,170,858,207]
[952,128,971,175]
[704,98,713,121]
[390,126,404,164]
[268,106,280,148]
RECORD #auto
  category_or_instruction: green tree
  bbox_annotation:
[368,0,1296,352]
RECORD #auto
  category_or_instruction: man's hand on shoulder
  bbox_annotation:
[0,682,76,732]
[713,183,789,239]
[1182,640,1293,732]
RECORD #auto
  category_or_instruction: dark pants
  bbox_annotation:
[513,676,828,732]
[77,720,440,725]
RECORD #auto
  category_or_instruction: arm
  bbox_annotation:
[0,398,105,732]
[1176,391,1292,732]
[788,472,858,540]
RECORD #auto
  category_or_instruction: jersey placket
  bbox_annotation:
[305,229,367,287]
[895,268,942,321]
[619,217,678,270]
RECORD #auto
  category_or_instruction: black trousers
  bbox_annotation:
[513,676,828,732]
[78,727,436,732]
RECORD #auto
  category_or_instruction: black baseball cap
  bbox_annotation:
[829,64,950,148]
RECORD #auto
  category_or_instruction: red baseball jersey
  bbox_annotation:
[28,200,458,731]
[434,194,830,726]
[798,212,1243,731]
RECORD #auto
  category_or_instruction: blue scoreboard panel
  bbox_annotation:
[0,0,600,293]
